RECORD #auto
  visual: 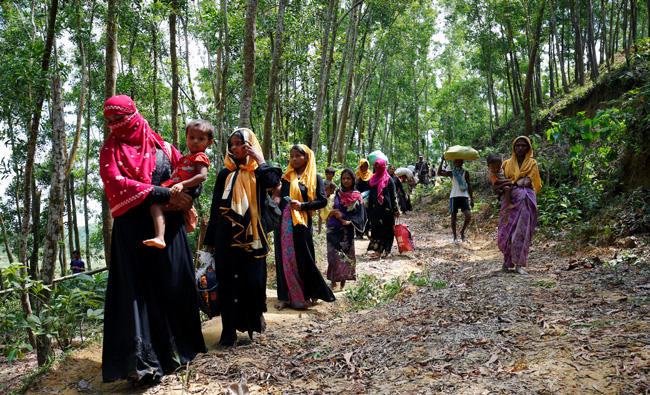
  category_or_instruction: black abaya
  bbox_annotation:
[102,149,206,383]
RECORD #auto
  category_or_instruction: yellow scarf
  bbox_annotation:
[223,128,263,248]
[502,135,542,193]
[355,158,372,181]
[282,144,317,227]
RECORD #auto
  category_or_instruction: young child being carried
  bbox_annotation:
[318,168,338,233]
[486,153,515,210]
[143,120,214,248]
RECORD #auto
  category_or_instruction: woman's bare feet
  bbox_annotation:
[143,237,166,249]
[515,265,527,275]
[368,251,381,259]
[340,280,346,289]
[274,301,290,310]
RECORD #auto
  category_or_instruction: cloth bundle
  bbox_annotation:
[443,145,479,161]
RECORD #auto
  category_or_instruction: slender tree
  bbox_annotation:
[523,0,546,135]
[263,0,287,158]
[238,0,259,128]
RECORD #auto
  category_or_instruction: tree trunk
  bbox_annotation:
[102,0,119,267]
[83,1,94,268]
[238,0,258,128]
[65,176,74,258]
[152,22,160,132]
[29,180,40,283]
[311,0,339,152]
[600,0,607,65]
[630,0,637,44]
[523,0,546,135]
[336,5,360,164]
[0,212,13,288]
[328,14,353,164]
[570,0,585,85]
[182,16,198,118]
[37,58,68,366]
[586,0,599,81]
[647,0,650,37]
[170,0,179,148]
[216,0,230,161]
[20,0,59,352]
[551,0,569,92]
[262,0,286,158]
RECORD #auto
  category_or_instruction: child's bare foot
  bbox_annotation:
[507,203,516,210]
[143,238,166,249]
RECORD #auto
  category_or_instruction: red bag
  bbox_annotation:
[393,222,415,253]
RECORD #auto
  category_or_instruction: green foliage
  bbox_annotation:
[407,271,446,289]
[0,264,107,363]
[539,109,627,228]
[345,275,404,310]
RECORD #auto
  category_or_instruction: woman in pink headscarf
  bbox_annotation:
[99,95,206,384]
[367,158,400,259]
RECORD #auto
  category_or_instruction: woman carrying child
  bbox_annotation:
[273,144,335,309]
[326,169,367,289]
[494,136,542,274]
[100,95,206,383]
[204,128,282,347]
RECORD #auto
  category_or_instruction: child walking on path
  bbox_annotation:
[144,120,213,248]
[437,156,474,244]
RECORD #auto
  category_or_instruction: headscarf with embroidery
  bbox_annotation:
[339,168,362,207]
[502,135,542,192]
[100,95,177,217]
[355,158,372,182]
[221,128,266,250]
[283,144,317,227]
[369,158,390,204]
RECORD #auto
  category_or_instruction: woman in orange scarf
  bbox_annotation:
[495,136,542,275]
[274,144,335,309]
[204,128,281,347]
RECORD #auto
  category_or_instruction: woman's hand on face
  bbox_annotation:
[244,141,265,164]
[165,191,192,211]
[289,200,302,211]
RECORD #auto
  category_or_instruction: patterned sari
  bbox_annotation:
[280,206,309,308]
[497,187,537,268]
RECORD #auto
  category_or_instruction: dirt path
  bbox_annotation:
[21,205,650,394]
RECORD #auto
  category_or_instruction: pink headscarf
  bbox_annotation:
[369,158,390,204]
[99,95,180,217]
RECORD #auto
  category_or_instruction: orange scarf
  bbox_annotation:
[502,135,542,192]
[355,158,372,182]
[282,144,317,226]
[223,128,264,249]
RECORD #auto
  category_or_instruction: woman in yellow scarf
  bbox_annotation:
[496,136,542,275]
[355,158,372,192]
[273,144,335,309]
[204,128,281,347]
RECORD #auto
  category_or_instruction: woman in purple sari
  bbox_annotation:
[495,136,542,274]
[326,169,367,290]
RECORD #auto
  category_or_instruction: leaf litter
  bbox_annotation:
[16,205,650,394]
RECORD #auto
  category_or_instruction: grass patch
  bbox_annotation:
[535,280,557,288]
[407,271,446,289]
[345,275,404,310]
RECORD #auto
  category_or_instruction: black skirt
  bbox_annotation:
[102,205,206,382]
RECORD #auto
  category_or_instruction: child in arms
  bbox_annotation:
[143,120,213,248]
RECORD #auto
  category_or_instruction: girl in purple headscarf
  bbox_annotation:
[367,158,400,258]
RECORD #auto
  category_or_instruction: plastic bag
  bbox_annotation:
[443,145,479,161]
[393,223,415,253]
[368,150,388,167]
[195,250,220,318]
